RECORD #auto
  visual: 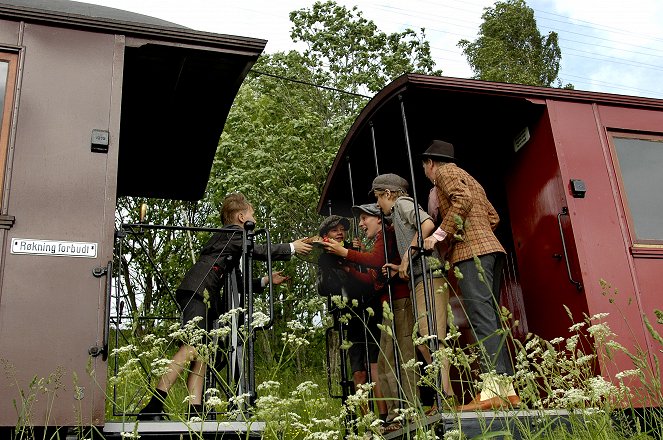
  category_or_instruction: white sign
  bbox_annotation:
[11,238,98,258]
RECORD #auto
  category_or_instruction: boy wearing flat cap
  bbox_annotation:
[316,214,381,413]
[421,139,520,410]
[323,203,409,424]
[370,175,454,409]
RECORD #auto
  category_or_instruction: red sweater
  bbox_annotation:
[345,226,410,302]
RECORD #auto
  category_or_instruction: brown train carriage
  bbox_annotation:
[0,0,264,433]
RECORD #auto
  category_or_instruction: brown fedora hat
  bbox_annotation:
[421,140,455,162]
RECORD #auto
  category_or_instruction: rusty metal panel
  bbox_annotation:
[0,22,118,427]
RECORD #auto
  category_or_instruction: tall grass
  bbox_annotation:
[4,279,663,439]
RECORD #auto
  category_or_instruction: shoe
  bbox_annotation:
[137,389,168,421]
[380,421,402,434]
[456,393,521,411]
[137,411,167,421]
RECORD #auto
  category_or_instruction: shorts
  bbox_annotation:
[176,289,216,332]
[346,303,382,373]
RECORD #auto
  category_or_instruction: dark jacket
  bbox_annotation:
[316,241,363,301]
[178,224,292,306]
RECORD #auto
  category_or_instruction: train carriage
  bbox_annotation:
[318,73,663,401]
[0,0,265,435]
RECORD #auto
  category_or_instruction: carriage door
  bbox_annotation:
[0,26,121,427]
[504,106,588,342]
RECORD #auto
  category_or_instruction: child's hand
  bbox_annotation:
[321,238,348,258]
[398,260,410,280]
[351,237,364,251]
[265,271,290,286]
[382,263,399,279]
[292,238,313,255]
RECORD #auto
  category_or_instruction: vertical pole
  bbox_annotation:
[370,121,379,175]
[346,156,374,412]
[243,221,257,407]
[369,119,404,410]
[398,95,441,406]
[325,200,354,429]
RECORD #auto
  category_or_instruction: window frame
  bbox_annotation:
[0,51,18,205]
[608,131,663,251]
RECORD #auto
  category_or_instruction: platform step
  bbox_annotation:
[383,409,570,439]
[103,420,265,439]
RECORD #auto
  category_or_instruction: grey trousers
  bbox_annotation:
[456,252,513,376]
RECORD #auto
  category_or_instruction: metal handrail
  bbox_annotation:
[557,207,583,291]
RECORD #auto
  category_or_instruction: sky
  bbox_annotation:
[80,0,663,99]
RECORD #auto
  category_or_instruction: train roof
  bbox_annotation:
[0,0,267,200]
[318,74,663,215]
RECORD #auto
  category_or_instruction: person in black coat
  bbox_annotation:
[138,192,312,420]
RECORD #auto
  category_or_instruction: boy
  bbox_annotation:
[421,140,520,410]
[138,192,311,420]
[316,215,384,417]
[371,174,454,406]
[323,203,412,430]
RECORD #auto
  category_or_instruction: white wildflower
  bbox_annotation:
[402,358,423,370]
[615,369,640,380]
[589,312,610,321]
[257,380,281,391]
[205,396,224,407]
[587,322,614,342]
[111,345,135,355]
[252,312,270,328]
[569,322,586,332]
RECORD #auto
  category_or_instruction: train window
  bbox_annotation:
[0,52,18,201]
[611,133,663,244]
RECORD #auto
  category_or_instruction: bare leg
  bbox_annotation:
[156,344,197,393]
[186,360,207,405]
[370,362,387,416]
[353,370,368,388]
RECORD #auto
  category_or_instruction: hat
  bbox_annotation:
[421,140,455,162]
[351,203,381,218]
[370,173,409,195]
[318,215,350,237]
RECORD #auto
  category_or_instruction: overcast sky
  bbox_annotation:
[81,0,663,99]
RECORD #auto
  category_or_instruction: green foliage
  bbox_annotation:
[115,197,213,335]
[458,0,569,88]
[289,0,441,96]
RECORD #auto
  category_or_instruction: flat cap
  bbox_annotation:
[370,173,409,195]
[421,140,455,162]
[318,215,350,237]
[351,203,381,218]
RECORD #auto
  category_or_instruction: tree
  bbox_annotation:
[114,197,213,336]
[458,0,569,87]
[289,0,441,97]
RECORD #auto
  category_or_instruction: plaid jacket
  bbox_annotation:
[435,163,505,264]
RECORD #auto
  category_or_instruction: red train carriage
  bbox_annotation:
[318,73,663,404]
